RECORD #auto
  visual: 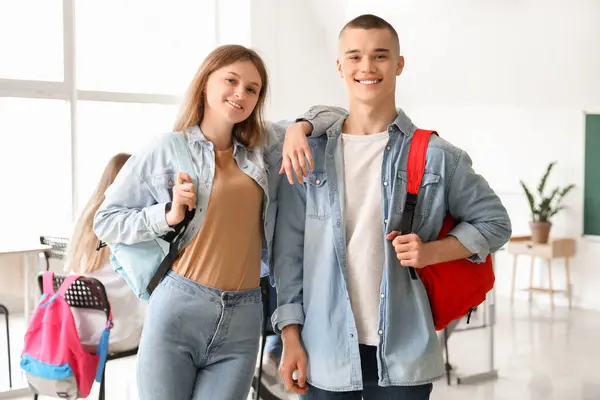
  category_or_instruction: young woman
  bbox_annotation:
[65,153,146,354]
[93,44,343,400]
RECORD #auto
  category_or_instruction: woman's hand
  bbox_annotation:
[165,172,196,226]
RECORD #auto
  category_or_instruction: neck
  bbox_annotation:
[200,108,234,150]
[343,98,397,135]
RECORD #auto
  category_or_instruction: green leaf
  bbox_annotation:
[537,161,556,196]
[520,180,537,220]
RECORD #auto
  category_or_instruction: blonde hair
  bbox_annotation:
[173,44,269,148]
[66,153,131,274]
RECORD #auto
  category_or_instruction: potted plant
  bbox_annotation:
[519,161,574,244]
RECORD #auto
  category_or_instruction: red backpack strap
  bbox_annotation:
[400,129,438,280]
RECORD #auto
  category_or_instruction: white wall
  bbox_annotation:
[251,0,600,309]
[218,0,346,121]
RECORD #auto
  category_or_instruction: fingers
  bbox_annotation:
[291,158,304,184]
[173,184,196,211]
[386,230,401,241]
[177,172,192,185]
[297,359,307,388]
[392,233,419,246]
[304,149,314,173]
[284,157,295,185]
[280,365,296,393]
[393,242,413,254]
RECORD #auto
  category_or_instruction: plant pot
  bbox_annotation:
[529,221,552,244]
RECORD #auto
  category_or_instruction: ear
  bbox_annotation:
[396,55,405,76]
[336,58,343,78]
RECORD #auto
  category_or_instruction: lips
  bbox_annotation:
[355,79,382,85]
[226,100,243,110]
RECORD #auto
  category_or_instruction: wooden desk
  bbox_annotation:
[507,237,575,309]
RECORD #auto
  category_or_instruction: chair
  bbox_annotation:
[39,236,69,271]
[0,304,11,389]
[250,277,284,400]
[34,273,138,400]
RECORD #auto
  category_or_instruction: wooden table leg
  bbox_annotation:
[547,259,554,310]
[565,257,572,309]
[511,255,518,305]
[529,256,535,303]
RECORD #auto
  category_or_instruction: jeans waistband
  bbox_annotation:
[165,270,262,306]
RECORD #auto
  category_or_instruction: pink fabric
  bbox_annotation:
[22,272,100,397]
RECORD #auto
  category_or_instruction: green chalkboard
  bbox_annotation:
[584,113,600,236]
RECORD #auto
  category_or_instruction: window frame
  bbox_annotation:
[0,0,217,224]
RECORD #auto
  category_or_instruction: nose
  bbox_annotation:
[234,85,245,100]
[360,58,376,73]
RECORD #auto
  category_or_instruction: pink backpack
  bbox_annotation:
[20,272,112,399]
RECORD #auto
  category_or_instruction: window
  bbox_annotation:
[0,98,71,237]
[76,0,216,95]
[0,0,64,82]
[0,0,216,242]
[76,101,179,211]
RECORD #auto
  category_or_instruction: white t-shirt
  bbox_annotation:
[70,263,147,353]
[342,131,388,346]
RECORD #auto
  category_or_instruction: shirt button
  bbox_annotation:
[384,219,388,224]
[242,165,248,169]
[386,146,391,151]
[383,181,389,186]
[336,221,341,227]
[380,293,385,298]
[315,179,321,185]
[168,180,173,186]
[378,330,384,335]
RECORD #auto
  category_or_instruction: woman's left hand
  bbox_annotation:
[280,121,314,184]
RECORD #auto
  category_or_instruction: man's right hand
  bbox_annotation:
[165,172,196,226]
[280,325,309,395]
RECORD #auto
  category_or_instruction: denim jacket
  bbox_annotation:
[271,107,512,390]
[93,108,347,276]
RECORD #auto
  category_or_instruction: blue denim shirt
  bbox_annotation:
[93,109,347,276]
[271,107,512,390]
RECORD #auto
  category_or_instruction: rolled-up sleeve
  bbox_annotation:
[446,149,512,262]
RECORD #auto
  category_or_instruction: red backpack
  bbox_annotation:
[401,129,495,331]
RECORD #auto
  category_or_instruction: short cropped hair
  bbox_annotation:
[339,14,400,54]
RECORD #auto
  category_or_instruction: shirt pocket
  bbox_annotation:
[394,171,442,218]
[150,172,177,203]
[304,170,330,220]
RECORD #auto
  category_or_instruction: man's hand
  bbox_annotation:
[279,325,309,395]
[280,121,315,184]
[386,231,433,268]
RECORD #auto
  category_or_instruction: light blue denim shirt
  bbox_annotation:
[272,107,512,390]
[93,109,347,277]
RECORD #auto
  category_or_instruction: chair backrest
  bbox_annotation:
[40,236,69,261]
[37,273,111,320]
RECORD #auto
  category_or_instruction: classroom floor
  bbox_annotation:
[1,296,599,400]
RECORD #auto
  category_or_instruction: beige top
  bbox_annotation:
[172,146,263,291]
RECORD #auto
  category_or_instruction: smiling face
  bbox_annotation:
[337,27,404,106]
[204,60,263,125]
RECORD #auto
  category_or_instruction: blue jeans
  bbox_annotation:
[137,270,263,400]
[301,345,433,400]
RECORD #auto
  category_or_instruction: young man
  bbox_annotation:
[271,14,512,400]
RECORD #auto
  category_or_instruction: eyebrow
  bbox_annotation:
[226,71,260,88]
[345,48,390,55]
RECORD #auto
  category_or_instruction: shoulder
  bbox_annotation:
[128,131,184,179]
